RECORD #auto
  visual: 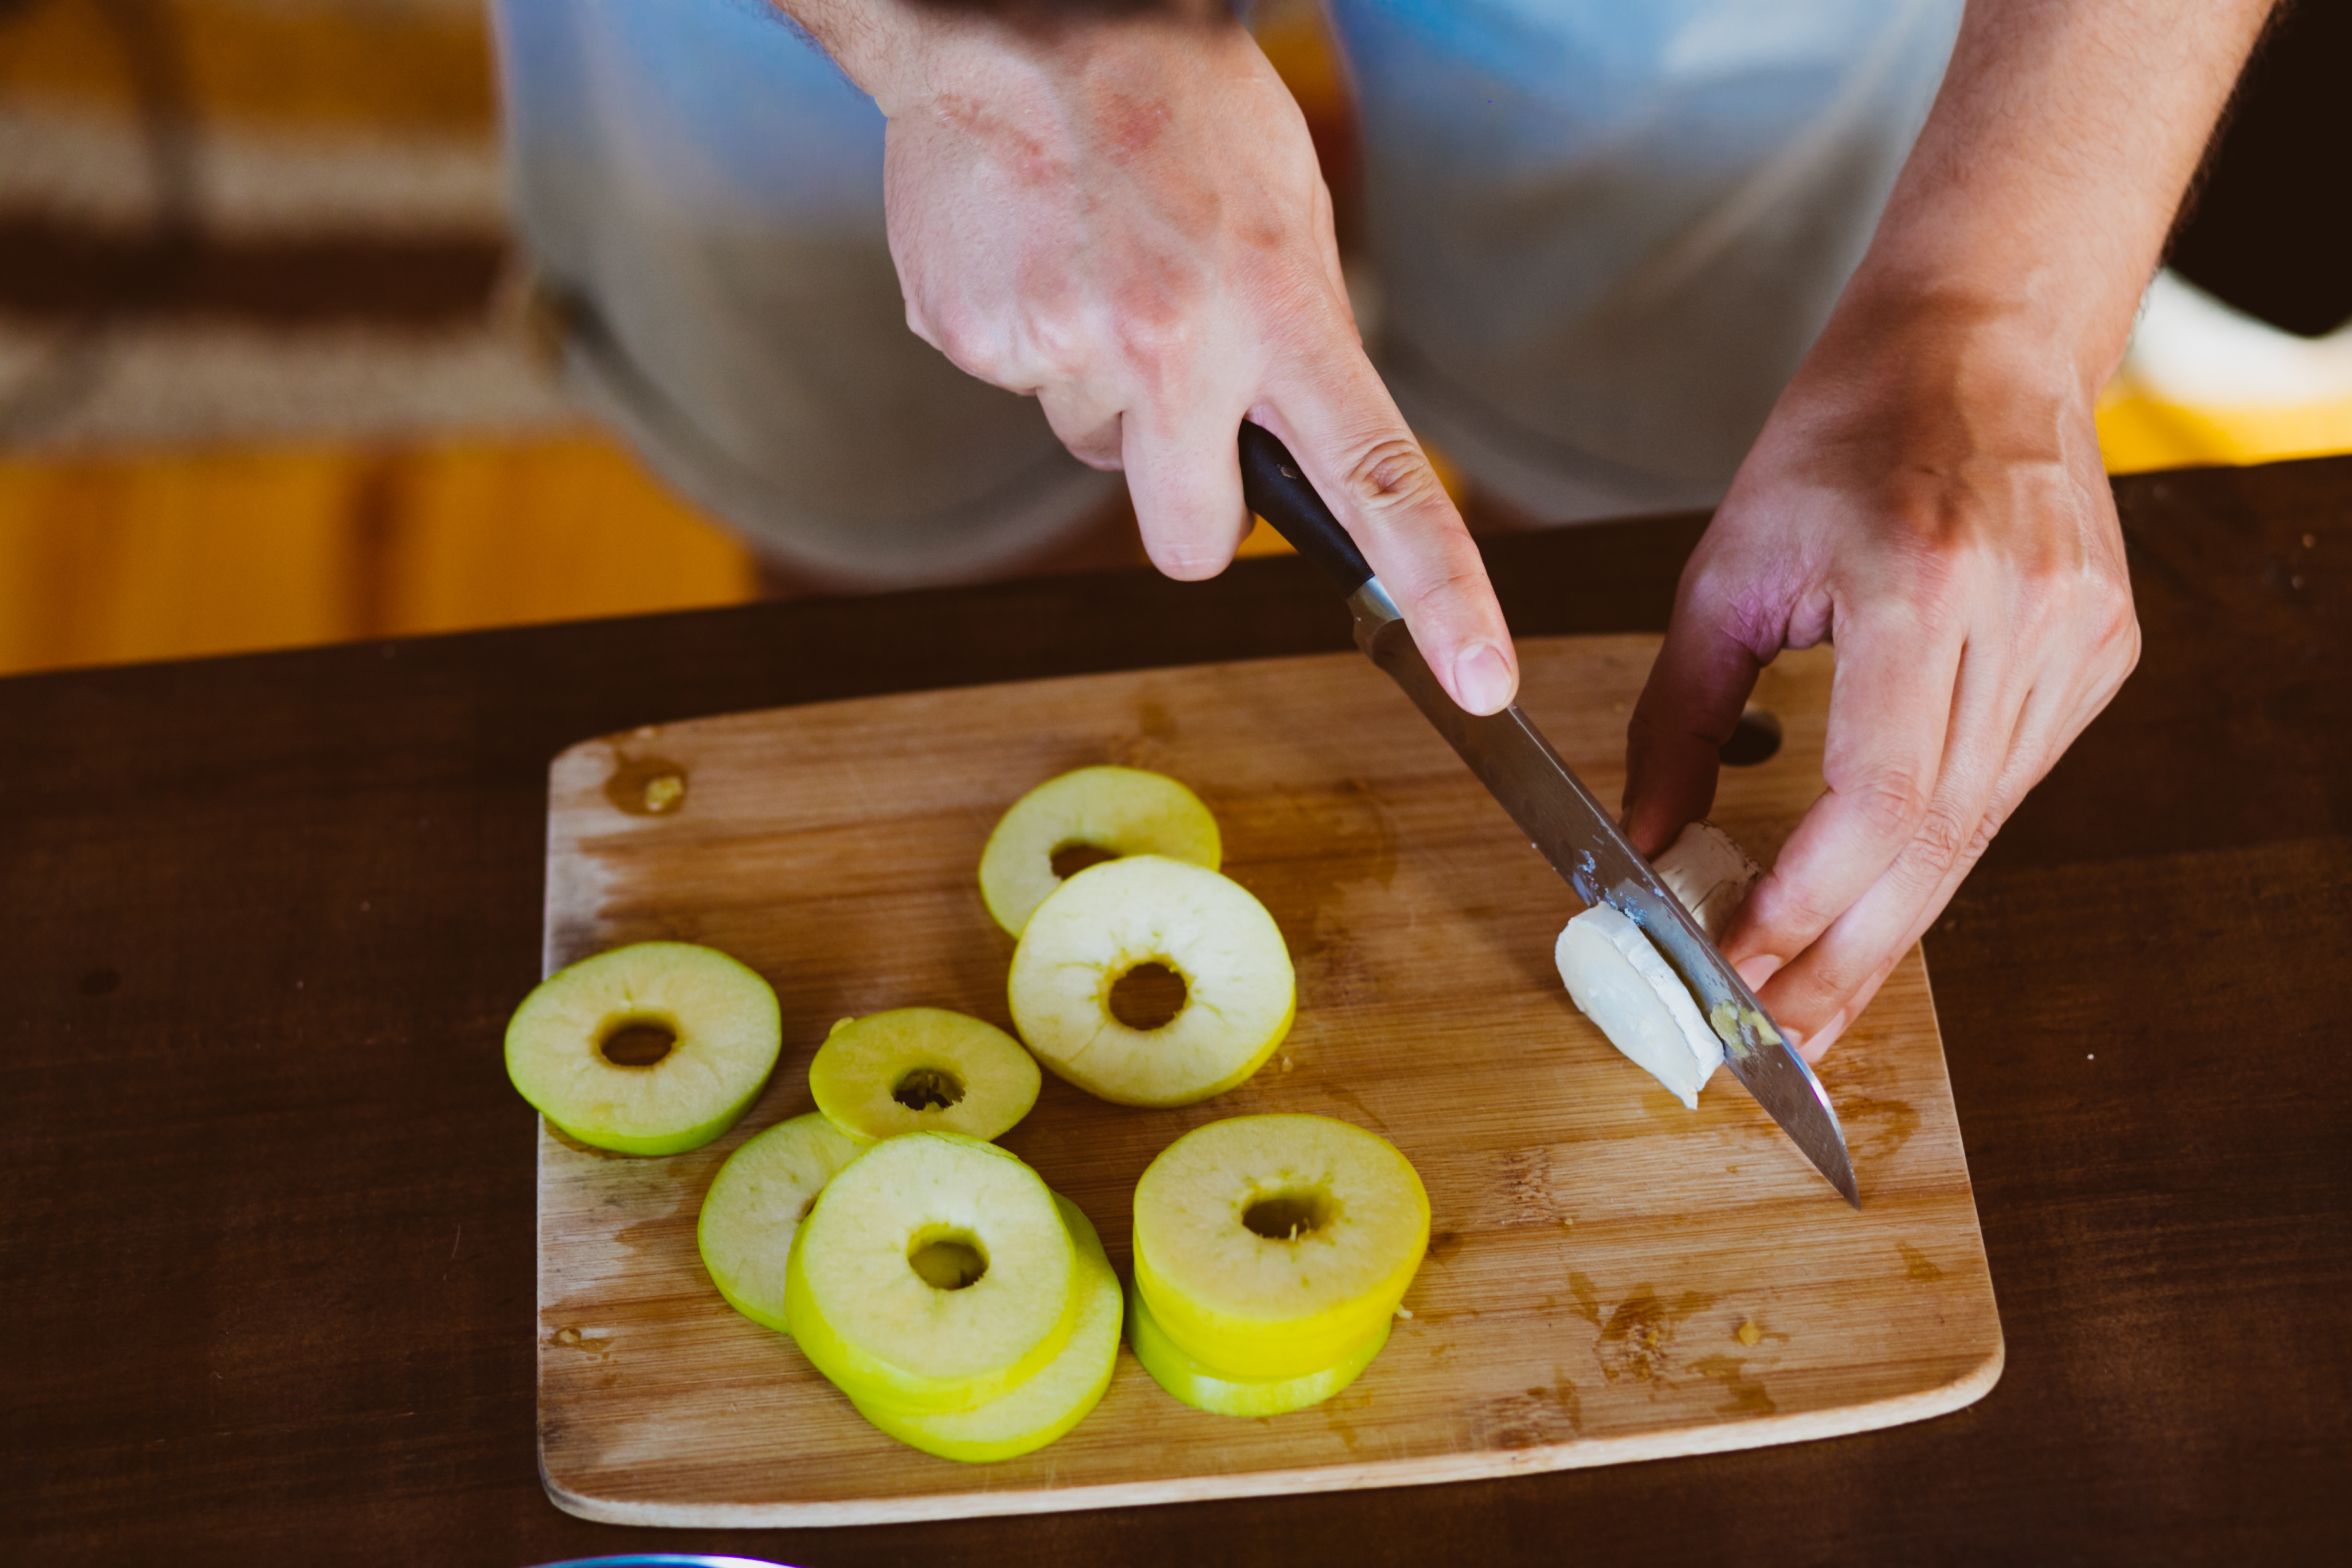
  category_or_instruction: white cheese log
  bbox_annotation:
[1554,821,1763,1109]
[1654,820,1765,940]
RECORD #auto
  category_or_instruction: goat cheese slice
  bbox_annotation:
[1554,821,1763,1108]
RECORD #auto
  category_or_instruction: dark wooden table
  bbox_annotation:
[9,457,2347,1566]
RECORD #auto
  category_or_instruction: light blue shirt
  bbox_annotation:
[495,0,1961,574]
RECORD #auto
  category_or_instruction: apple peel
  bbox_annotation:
[1009,855,1295,1108]
[785,1132,1079,1415]
[808,1008,1040,1145]
[1126,1276,1389,1417]
[850,1195,1122,1461]
[696,1111,865,1335]
[1131,1114,1427,1379]
[979,765,1221,936]
[504,940,782,1156]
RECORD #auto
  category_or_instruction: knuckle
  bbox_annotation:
[1751,875,1841,944]
[1847,769,1934,842]
[1909,803,1973,875]
[1342,436,1448,518]
[1109,290,1197,376]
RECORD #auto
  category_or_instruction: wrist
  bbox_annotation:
[1831,212,2142,412]
[781,1,1241,119]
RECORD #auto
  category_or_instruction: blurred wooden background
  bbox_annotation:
[1,0,2345,677]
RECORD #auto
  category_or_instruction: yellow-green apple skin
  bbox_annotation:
[504,941,782,1155]
[1126,1276,1389,1417]
[784,1132,1078,1414]
[807,1008,1041,1144]
[696,1112,865,1334]
[1132,1114,1428,1378]
[979,765,1221,936]
[1008,856,1293,1108]
[851,1195,1123,1461]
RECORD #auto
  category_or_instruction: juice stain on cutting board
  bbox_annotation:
[1563,1271,1777,1414]
[1470,1366,1585,1449]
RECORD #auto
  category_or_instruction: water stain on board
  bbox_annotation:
[1238,780,1400,994]
[1687,1354,1776,1416]
[1840,1095,1922,1169]
[1320,1079,1391,1133]
[1425,1230,1465,1266]
[547,1325,614,1358]
[1567,1271,1603,1328]
[605,752,689,817]
[1471,1367,1583,1449]
[1104,697,1182,770]
[1501,1146,1562,1225]
[1596,1286,1718,1389]
[1897,1241,1946,1282]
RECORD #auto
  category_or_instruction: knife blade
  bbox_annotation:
[1237,420,1858,1206]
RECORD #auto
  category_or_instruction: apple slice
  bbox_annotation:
[809,1008,1041,1145]
[979,765,1222,936]
[785,1131,1078,1414]
[1126,1274,1389,1417]
[696,1112,865,1334]
[852,1195,1122,1461]
[504,940,781,1155]
[1131,1114,1428,1379]
[1554,820,1765,1109]
[1008,855,1295,1108]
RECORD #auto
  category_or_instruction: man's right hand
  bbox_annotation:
[781,0,1518,715]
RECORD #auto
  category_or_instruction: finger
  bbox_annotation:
[1717,600,1966,986]
[1122,397,1255,582]
[1622,583,1769,857]
[1752,634,2025,1045]
[1767,577,2140,1058]
[1038,387,1126,472]
[1259,347,1516,715]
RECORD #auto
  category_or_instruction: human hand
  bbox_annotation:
[806,1,1515,712]
[1621,292,2140,1060]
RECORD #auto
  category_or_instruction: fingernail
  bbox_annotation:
[1735,955,1783,990]
[1452,642,1513,714]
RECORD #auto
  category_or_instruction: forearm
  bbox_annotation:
[1843,0,2277,397]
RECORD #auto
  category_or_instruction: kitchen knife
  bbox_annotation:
[1237,421,1859,1208]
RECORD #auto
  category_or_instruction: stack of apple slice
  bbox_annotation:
[1128,1114,1428,1416]
[783,1131,1123,1462]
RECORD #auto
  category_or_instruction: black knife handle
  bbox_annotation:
[1238,421,1374,597]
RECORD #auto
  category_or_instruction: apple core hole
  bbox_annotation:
[1108,962,1188,1030]
[1244,1188,1335,1242]
[598,1017,676,1067]
[908,1229,989,1291]
[1719,706,1783,767]
[893,1066,967,1112]
[1050,842,1120,880]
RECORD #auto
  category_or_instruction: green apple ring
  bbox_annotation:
[807,1008,1041,1144]
[979,766,1221,936]
[1007,856,1295,1108]
[852,1195,1123,1461]
[504,940,782,1155]
[696,1112,866,1334]
[1132,1114,1428,1379]
[785,1132,1079,1414]
[1126,1275,1388,1417]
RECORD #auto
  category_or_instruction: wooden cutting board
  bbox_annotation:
[535,634,2001,1526]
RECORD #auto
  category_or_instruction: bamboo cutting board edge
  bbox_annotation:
[533,635,2004,1527]
[536,1330,2005,1527]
